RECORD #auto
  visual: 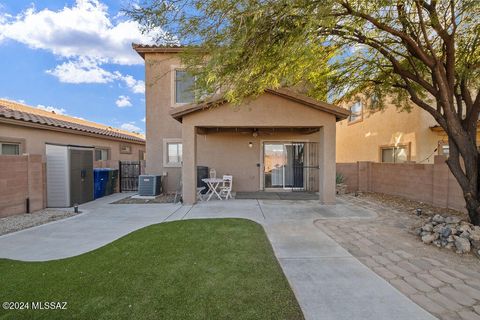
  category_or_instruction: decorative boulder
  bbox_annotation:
[455,237,471,254]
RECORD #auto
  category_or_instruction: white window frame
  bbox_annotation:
[94,147,110,161]
[380,145,409,163]
[163,138,183,167]
[348,101,363,124]
[171,65,196,107]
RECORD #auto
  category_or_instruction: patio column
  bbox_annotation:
[319,123,336,204]
[182,123,197,204]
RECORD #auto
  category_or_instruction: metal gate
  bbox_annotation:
[119,161,141,192]
[291,142,319,192]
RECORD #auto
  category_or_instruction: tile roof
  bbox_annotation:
[132,43,202,58]
[0,99,145,143]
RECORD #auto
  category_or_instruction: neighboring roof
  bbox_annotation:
[170,88,350,122]
[0,99,145,144]
[132,43,190,58]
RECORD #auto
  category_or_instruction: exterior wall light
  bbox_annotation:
[248,142,253,148]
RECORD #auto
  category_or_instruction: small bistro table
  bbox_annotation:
[201,177,224,201]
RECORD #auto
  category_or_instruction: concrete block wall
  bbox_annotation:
[0,155,45,217]
[337,156,466,212]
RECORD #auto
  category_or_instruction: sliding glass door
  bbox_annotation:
[263,142,305,190]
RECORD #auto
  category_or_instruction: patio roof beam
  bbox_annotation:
[195,127,320,135]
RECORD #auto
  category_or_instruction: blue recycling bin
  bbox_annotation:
[94,168,109,199]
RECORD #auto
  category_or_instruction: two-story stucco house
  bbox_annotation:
[133,44,349,204]
[336,97,457,164]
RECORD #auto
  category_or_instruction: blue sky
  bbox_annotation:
[0,0,156,133]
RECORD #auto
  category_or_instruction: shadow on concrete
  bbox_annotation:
[235,191,318,200]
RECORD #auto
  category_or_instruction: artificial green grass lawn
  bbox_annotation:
[0,219,303,320]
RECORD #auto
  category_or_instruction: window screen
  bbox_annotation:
[175,70,195,104]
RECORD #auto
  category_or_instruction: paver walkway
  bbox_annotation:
[0,194,436,320]
[317,194,480,320]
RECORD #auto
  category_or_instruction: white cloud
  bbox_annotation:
[46,57,117,84]
[115,95,132,108]
[120,122,141,133]
[0,0,163,65]
[45,57,145,94]
[141,117,145,122]
[36,104,66,114]
[121,74,145,94]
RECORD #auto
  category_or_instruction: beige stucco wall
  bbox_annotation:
[144,52,183,190]
[336,101,441,164]
[0,122,145,162]
[181,93,337,204]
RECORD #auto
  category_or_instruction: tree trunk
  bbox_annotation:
[446,135,480,226]
[466,202,480,226]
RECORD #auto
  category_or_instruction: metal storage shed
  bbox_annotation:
[46,144,94,207]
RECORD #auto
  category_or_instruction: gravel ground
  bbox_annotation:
[112,193,176,204]
[0,209,77,236]
[355,192,466,223]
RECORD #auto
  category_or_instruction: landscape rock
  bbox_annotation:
[445,216,461,224]
[432,214,445,224]
[440,226,452,238]
[418,214,478,258]
[422,223,434,232]
[422,234,436,244]
[455,237,471,253]
[469,229,480,241]
[458,224,471,234]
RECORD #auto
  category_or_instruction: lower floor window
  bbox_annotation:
[95,148,109,161]
[1,142,20,155]
[139,150,146,161]
[381,145,408,163]
[167,143,182,164]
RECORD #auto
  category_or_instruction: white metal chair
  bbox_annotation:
[209,168,217,178]
[219,175,233,200]
[196,187,206,201]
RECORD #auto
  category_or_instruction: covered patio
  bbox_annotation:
[171,89,349,204]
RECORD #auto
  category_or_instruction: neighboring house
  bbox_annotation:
[336,97,451,164]
[133,44,349,204]
[0,99,146,162]
[0,99,146,217]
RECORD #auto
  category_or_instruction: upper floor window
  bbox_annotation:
[95,148,109,161]
[175,70,195,104]
[381,145,408,163]
[348,101,363,123]
[0,142,20,155]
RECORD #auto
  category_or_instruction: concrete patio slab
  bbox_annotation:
[0,194,436,320]
[184,199,264,223]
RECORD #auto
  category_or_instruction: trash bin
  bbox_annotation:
[94,168,109,199]
[197,166,209,194]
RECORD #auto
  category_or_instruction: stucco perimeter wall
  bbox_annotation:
[0,155,45,217]
[337,157,465,212]
[0,123,145,161]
